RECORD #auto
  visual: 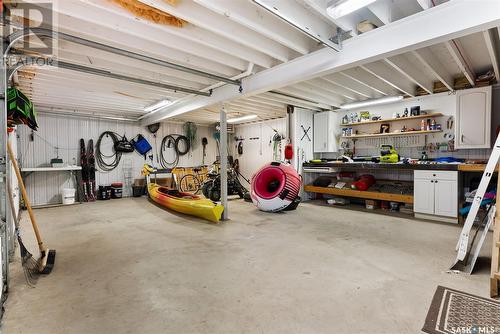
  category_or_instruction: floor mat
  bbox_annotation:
[422,286,500,334]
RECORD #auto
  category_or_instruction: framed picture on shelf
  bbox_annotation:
[380,123,390,134]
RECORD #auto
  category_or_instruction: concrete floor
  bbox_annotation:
[2,198,492,334]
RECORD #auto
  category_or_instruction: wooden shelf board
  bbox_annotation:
[304,185,414,204]
[458,164,499,172]
[340,113,443,126]
[342,130,442,139]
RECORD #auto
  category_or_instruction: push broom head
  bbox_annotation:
[17,235,39,286]
[38,248,56,275]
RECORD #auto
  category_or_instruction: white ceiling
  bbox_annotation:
[7,0,500,124]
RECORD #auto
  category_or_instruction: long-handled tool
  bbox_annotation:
[7,141,56,274]
[6,180,38,286]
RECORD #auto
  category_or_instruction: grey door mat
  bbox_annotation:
[422,286,500,334]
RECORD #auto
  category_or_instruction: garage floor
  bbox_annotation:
[2,198,492,334]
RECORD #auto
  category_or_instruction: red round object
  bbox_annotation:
[251,162,301,212]
[284,144,293,160]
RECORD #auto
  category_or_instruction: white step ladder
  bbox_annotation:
[450,132,500,273]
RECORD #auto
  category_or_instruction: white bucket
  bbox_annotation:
[62,188,76,205]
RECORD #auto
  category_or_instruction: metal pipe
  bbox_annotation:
[6,28,241,85]
[220,104,228,221]
[7,56,212,96]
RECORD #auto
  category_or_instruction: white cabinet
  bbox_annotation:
[455,86,491,149]
[313,111,338,153]
[414,170,458,222]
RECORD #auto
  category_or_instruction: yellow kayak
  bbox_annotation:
[147,183,224,223]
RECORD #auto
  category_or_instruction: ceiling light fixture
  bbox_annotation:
[144,99,172,113]
[227,114,258,124]
[340,96,404,110]
[327,0,377,19]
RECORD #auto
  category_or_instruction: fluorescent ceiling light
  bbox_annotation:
[227,114,258,124]
[144,99,172,113]
[340,96,404,110]
[327,0,377,19]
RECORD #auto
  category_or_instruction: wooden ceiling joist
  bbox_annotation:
[110,0,186,27]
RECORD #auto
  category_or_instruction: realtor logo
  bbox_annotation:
[4,1,56,55]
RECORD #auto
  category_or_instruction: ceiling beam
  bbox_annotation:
[277,86,342,107]
[322,73,378,98]
[367,0,392,25]
[361,62,416,97]
[416,0,432,10]
[412,48,454,91]
[298,0,357,36]
[306,78,360,100]
[252,0,340,51]
[258,93,327,111]
[384,55,434,94]
[338,70,391,96]
[445,40,476,86]
[141,0,500,124]
[135,0,295,62]
[483,30,500,82]
[53,0,251,71]
[193,0,312,55]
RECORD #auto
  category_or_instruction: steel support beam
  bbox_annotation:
[219,105,228,221]
[141,0,500,125]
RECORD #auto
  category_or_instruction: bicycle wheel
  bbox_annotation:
[179,174,202,194]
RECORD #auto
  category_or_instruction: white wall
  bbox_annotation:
[233,118,287,181]
[17,113,219,206]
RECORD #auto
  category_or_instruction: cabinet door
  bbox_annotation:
[313,112,328,152]
[434,179,458,218]
[456,86,491,149]
[414,179,434,215]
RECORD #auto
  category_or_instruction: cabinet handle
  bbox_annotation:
[461,134,464,143]
[435,180,438,183]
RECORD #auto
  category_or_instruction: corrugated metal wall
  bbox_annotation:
[18,113,219,206]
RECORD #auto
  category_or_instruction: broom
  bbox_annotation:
[7,141,56,274]
[6,180,38,286]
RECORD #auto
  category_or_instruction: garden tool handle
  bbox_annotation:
[7,141,45,251]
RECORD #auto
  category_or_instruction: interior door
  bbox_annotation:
[434,179,458,218]
[414,179,434,215]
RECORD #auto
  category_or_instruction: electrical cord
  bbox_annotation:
[96,131,122,172]
[159,134,190,168]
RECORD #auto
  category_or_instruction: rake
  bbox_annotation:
[6,181,38,286]
[7,141,56,275]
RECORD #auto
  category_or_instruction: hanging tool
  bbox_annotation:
[8,141,56,274]
[202,137,208,165]
[300,125,311,141]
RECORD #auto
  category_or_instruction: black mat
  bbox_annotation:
[423,286,500,334]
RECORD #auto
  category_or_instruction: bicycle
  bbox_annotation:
[178,166,208,194]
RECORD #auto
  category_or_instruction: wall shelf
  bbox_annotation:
[340,112,443,127]
[341,130,442,139]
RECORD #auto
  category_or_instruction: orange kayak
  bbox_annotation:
[147,183,224,223]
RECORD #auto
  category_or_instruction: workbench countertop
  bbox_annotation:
[302,162,488,172]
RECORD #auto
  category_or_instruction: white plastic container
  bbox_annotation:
[62,188,76,205]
